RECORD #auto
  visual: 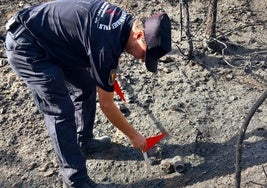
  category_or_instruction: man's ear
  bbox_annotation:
[134,31,144,40]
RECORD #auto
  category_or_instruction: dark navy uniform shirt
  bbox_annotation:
[17,0,134,92]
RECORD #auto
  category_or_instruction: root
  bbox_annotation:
[235,90,267,188]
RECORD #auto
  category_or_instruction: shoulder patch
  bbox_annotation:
[108,69,117,86]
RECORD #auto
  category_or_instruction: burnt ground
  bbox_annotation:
[0,0,266,187]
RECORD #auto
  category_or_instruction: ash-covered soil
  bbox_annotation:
[0,0,266,187]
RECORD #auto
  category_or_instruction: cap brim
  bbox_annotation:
[145,50,158,73]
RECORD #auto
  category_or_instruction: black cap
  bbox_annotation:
[144,13,172,72]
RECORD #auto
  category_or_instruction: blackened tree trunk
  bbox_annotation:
[179,0,194,59]
[205,0,217,39]
[204,0,222,53]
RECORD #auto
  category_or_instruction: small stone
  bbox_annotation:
[163,67,171,73]
[225,74,234,80]
[28,162,37,170]
[0,108,6,114]
[43,170,55,177]
[229,96,238,101]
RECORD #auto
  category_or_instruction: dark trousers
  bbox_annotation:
[5,25,96,186]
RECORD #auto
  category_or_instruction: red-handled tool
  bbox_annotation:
[143,132,167,172]
[114,80,126,102]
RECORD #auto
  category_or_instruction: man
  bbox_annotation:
[5,0,171,187]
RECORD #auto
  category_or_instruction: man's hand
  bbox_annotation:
[129,131,147,152]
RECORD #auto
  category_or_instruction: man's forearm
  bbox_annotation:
[97,86,146,151]
[100,102,139,139]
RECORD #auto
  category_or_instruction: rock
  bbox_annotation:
[163,67,172,73]
[28,162,37,170]
[43,170,55,177]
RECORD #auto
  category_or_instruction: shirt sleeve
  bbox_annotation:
[90,48,118,92]
[88,2,127,92]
